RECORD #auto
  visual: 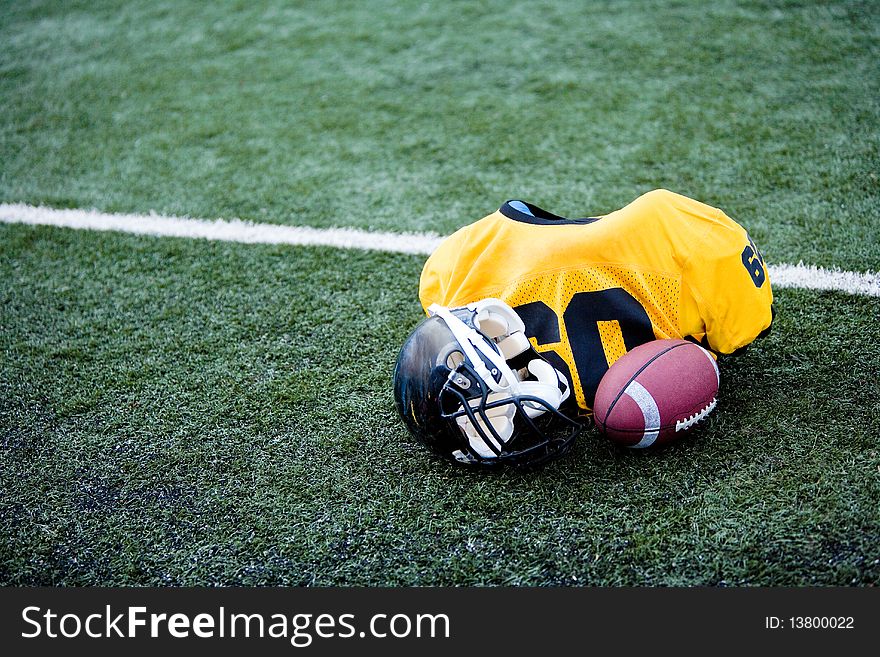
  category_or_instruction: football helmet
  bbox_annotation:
[393,298,582,468]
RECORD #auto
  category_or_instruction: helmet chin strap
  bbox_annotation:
[428,304,522,395]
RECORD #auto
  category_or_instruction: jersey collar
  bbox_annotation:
[499,200,599,225]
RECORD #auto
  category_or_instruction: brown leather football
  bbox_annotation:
[593,339,720,448]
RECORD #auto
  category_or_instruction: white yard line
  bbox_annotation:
[767,262,880,297]
[0,203,443,256]
[1,202,878,297]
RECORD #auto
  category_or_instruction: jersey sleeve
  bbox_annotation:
[681,208,774,355]
[419,237,457,312]
[418,259,440,312]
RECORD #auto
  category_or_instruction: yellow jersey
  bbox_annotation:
[419,189,774,411]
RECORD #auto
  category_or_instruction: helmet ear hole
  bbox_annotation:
[445,350,465,369]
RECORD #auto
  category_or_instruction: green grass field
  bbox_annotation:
[1,0,878,586]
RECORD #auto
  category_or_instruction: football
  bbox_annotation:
[593,339,720,448]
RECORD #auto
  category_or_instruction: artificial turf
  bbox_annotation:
[1,0,878,585]
[1,224,877,585]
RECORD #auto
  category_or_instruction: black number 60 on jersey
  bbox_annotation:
[515,288,655,411]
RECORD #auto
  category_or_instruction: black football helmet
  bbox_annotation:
[393,298,582,468]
